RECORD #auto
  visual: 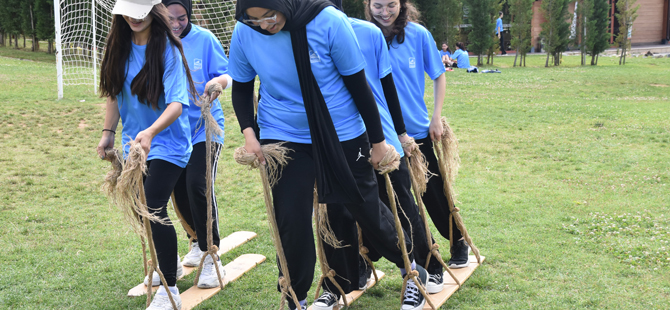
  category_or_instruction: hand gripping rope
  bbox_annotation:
[433,117,481,264]
[103,143,179,310]
[233,143,300,310]
[374,146,436,310]
[191,83,226,289]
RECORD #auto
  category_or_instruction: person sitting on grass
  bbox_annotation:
[439,42,454,67]
[450,42,471,69]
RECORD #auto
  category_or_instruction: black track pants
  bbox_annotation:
[416,136,463,242]
[172,142,222,251]
[263,133,412,300]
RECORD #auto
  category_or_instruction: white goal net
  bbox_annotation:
[54,0,237,99]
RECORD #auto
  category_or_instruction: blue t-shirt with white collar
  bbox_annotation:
[181,24,227,145]
[349,18,403,158]
[387,22,445,140]
[117,42,192,167]
[228,6,367,144]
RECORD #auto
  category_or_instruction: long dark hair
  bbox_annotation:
[99,4,197,110]
[364,0,420,45]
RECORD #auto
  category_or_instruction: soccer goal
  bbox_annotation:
[54,0,237,99]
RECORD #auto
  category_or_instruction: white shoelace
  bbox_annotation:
[315,291,337,305]
[403,281,420,305]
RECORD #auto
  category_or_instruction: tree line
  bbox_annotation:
[0,0,56,53]
[0,0,639,65]
[344,0,639,66]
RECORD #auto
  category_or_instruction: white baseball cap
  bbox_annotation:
[112,0,161,20]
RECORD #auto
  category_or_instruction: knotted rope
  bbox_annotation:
[313,188,349,307]
[192,83,226,289]
[435,117,481,264]
[373,146,436,310]
[357,224,379,284]
[233,144,300,310]
[103,142,178,309]
[402,138,461,286]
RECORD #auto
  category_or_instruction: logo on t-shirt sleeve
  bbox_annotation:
[409,57,416,68]
[194,58,202,71]
[309,49,321,63]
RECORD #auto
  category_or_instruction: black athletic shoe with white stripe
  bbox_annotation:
[358,257,373,290]
[401,265,428,310]
[312,291,339,310]
[448,239,471,269]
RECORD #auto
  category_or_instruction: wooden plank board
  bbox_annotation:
[423,255,485,309]
[181,253,266,310]
[307,270,385,310]
[127,231,258,297]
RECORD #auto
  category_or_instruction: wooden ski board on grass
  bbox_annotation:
[127,231,258,297]
[423,255,485,309]
[307,270,385,310]
[181,253,266,310]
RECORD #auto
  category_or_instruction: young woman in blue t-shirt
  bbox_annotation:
[95,1,196,309]
[160,0,231,290]
[229,0,427,309]
[365,0,472,285]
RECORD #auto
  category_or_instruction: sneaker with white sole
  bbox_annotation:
[197,255,226,289]
[312,291,339,310]
[401,265,427,310]
[146,286,181,310]
[448,239,471,269]
[426,272,444,293]
[182,242,204,267]
[144,257,184,287]
[358,257,372,290]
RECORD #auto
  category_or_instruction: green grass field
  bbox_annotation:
[1,47,669,309]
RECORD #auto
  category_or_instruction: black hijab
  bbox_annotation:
[235,0,364,204]
[162,0,192,38]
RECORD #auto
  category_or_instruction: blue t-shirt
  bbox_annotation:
[228,7,366,144]
[117,42,192,167]
[181,24,227,145]
[349,18,403,158]
[496,18,503,35]
[439,50,451,58]
[452,49,471,69]
[387,22,445,139]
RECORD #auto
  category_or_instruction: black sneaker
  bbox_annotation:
[426,272,444,293]
[312,291,339,310]
[402,265,427,310]
[448,239,471,269]
[287,298,306,310]
[358,258,373,290]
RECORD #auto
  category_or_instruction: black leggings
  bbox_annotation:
[173,142,223,251]
[263,133,412,300]
[416,136,463,241]
[144,159,184,287]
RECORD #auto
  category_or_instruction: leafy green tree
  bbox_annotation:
[20,0,39,51]
[485,0,502,65]
[584,0,609,65]
[415,0,461,47]
[615,0,639,65]
[343,0,367,19]
[540,0,571,67]
[574,0,591,65]
[35,0,55,53]
[0,0,22,48]
[509,0,533,67]
[466,0,496,66]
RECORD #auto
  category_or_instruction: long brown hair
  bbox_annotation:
[99,4,197,110]
[364,0,420,45]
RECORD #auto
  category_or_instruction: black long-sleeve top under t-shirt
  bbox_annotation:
[231,69,386,144]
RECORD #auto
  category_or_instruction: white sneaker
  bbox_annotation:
[144,257,184,287]
[182,242,204,267]
[146,286,182,310]
[426,272,444,294]
[197,255,226,288]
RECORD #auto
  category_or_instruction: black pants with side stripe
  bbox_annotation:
[173,142,223,252]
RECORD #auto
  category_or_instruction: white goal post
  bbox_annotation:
[54,0,237,99]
